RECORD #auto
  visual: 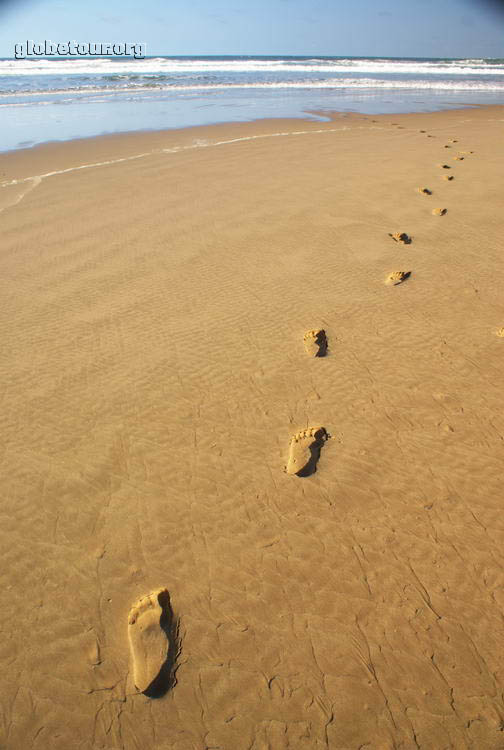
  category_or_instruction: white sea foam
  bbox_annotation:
[1,57,504,77]
[0,77,502,105]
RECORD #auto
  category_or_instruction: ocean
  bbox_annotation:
[1,55,504,152]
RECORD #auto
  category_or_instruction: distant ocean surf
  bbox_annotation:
[1,55,504,151]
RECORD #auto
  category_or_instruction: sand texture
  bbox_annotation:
[1,106,504,749]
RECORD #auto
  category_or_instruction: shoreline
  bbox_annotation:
[0,100,498,159]
[1,103,503,186]
[3,53,503,154]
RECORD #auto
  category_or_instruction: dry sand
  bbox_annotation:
[1,106,504,749]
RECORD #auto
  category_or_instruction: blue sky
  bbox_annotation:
[0,0,502,58]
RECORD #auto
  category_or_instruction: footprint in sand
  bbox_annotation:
[444,145,451,148]
[496,328,504,338]
[427,134,435,138]
[449,139,458,143]
[453,156,464,161]
[386,270,411,286]
[438,164,451,169]
[432,208,447,216]
[286,427,328,476]
[419,130,427,133]
[388,232,412,244]
[417,187,432,195]
[442,175,454,181]
[304,329,328,357]
[128,588,176,696]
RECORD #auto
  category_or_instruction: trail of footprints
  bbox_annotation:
[124,122,503,701]
[386,126,477,283]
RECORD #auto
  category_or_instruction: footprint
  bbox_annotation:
[419,130,427,133]
[388,232,412,244]
[304,329,328,357]
[453,156,464,161]
[128,589,177,696]
[88,637,101,666]
[427,135,435,138]
[417,187,432,195]
[385,270,411,286]
[442,175,454,181]
[438,164,451,169]
[449,139,458,143]
[432,208,447,216]
[286,427,328,477]
[444,145,451,148]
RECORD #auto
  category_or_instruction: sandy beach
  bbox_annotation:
[1,105,504,749]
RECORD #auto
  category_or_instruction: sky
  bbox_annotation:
[0,0,503,59]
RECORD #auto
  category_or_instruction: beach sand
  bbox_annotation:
[1,106,504,749]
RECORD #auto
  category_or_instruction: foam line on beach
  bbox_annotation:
[0,124,351,212]
[0,150,156,214]
[0,176,42,214]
